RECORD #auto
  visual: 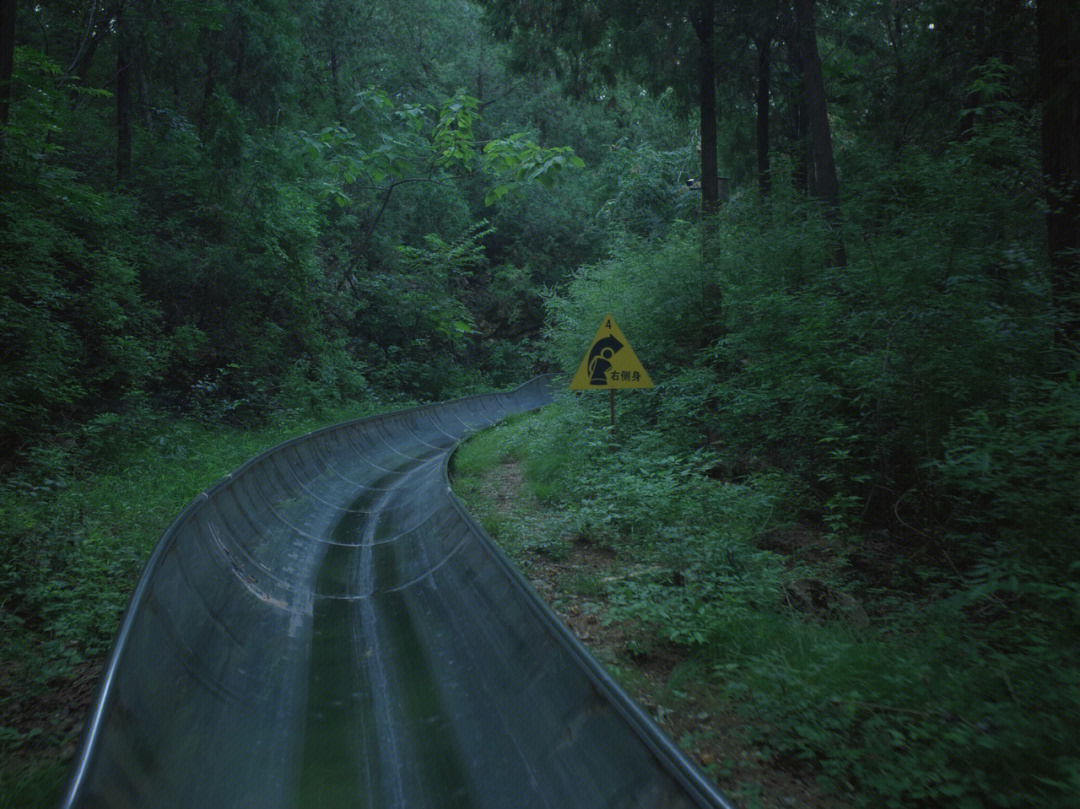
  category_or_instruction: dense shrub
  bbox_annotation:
[534,110,1078,807]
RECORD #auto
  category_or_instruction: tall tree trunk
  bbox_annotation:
[1038,0,1080,341]
[116,3,131,182]
[956,9,985,141]
[73,28,105,89]
[692,0,721,336]
[886,0,907,149]
[330,46,341,114]
[231,25,246,108]
[1,0,16,131]
[798,97,813,195]
[694,0,718,217]
[785,32,811,194]
[756,36,771,196]
[325,0,342,115]
[198,49,216,135]
[793,0,845,265]
[138,66,152,128]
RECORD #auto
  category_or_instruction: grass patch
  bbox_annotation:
[450,412,580,564]
[558,569,605,597]
[0,760,68,809]
[449,417,520,477]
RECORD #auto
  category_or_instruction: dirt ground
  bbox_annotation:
[0,657,101,768]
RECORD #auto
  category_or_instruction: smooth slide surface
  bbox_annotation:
[60,377,734,809]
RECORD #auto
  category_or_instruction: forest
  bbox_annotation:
[1,0,1077,807]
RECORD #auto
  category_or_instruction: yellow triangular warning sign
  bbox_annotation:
[568,314,654,390]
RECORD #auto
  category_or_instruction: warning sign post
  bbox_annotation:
[568,315,653,426]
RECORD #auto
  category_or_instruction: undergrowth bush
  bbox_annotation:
[481,397,1079,808]
[531,111,1078,807]
[544,223,713,378]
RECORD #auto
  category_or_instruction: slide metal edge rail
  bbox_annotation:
[440,438,736,809]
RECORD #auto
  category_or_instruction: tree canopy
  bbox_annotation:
[2,1,1078,806]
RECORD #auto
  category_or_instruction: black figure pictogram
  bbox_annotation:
[587,336,623,386]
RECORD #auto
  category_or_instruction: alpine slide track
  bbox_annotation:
[60,377,734,809]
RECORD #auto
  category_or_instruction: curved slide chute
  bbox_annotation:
[61,377,734,809]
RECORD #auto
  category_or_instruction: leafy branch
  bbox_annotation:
[299,88,585,217]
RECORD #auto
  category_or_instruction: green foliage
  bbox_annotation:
[1,51,158,453]
[3,2,588,459]
[395,226,485,346]
[544,223,712,377]
[531,75,1076,807]
[690,113,1051,541]
[723,597,1080,808]
[593,140,701,236]
[481,136,585,204]
[305,87,583,213]
[463,389,1079,808]
[936,372,1080,563]
[0,760,68,809]
[4,2,1076,806]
